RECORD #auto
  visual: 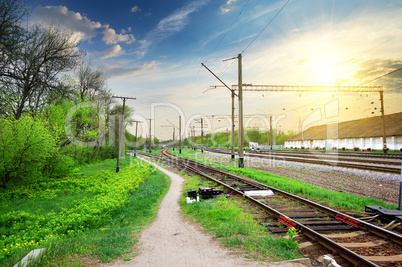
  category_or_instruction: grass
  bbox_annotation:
[1,156,170,266]
[173,148,397,211]
[179,174,301,262]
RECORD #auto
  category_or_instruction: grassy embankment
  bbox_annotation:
[179,174,302,261]
[0,156,169,266]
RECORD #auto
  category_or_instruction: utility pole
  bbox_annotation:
[237,54,244,168]
[380,91,387,153]
[226,128,229,148]
[132,120,142,157]
[166,119,180,152]
[201,118,204,153]
[148,119,152,153]
[193,126,196,150]
[112,96,136,173]
[270,116,273,150]
[179,116,182,154]
[231,89,235,159]
[201,63,238,159]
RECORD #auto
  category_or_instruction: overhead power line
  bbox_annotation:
[205,0,251,63]
[241,0,290,54]
[360,67,402,86]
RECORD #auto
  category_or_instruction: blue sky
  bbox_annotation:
[27,0,402,140]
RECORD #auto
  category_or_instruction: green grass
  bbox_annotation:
[1,156,170,266]
[180,174,301,262]
[173,148,396,211]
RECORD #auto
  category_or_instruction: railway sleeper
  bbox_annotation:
[278,212,329,218]
[269,225,355,233]
[363,254,402,264]
[277,208,317,213]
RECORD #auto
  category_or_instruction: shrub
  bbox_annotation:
[0,116,58,186]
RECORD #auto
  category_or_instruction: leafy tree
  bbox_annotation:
[0,115,58,186]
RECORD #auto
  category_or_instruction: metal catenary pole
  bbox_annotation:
[237,54,244,168]
[270,116,273,150]
[133,121,142,157]
[201,63,237,159]
[201,118,204,153]
[148,119,152,153]
[399,161,402,210]
[231,89,235,159]
[179,115,182,154]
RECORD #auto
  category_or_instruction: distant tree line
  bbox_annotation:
[166,128,296,149]
[0,0,133,187]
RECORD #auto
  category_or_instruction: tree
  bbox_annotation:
[0,25,83,119]
[76,63,109,101]
[0,0,27,74]
[0,115,58,186]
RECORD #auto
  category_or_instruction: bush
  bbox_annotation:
[367,148,372,151]
[0,116,58,186]
[354,147,359,151]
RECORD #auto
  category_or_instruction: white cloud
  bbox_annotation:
[130,6,141,13]
[101,45,124,59]
[32,6,101,41]
[220,0,237,14]
[139,0,209,56]
[32,5,135,47]
[102,25,135,44]
[107,61,159,78]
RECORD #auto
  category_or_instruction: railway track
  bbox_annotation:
[140,150,402,266]
[206,148,402,174]
[263,150,402,160]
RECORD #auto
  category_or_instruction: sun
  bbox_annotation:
[308,55,346,86]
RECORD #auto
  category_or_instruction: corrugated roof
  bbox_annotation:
[287,112,402,141]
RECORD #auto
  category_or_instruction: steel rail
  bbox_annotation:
[206,148,401,174]
[248,149,402,159]
[246,151,401,166]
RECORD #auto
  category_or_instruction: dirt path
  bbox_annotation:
[103,158,308,267]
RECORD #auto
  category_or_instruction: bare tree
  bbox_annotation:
[0,25,83,119]
[76,63,109,101]
[0,0,27,74]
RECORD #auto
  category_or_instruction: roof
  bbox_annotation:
[287,112,402,141]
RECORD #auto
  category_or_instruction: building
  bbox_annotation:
[284,112,402,151]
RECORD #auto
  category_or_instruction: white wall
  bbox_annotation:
[285,135,402,151]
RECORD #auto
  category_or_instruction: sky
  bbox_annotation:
[27,0,402,141]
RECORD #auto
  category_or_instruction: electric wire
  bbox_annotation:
[360,67,402,85]
[241,0,290,55]
[205,0,250,63]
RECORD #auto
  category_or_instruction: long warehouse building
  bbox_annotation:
[284,112,402,151]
